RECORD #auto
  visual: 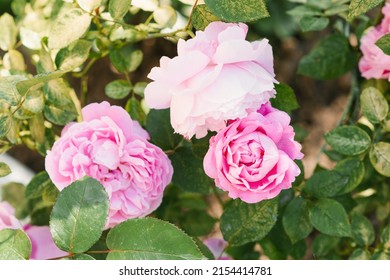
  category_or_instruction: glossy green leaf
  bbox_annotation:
[348,0,383,19]
[360,87,388,124]
[304,170,348,198]
[204,0,269,23]
[109,46,143,73]
[369,142,390,177]
[125,97,146,124]
[133,82,148,97]
[287,5,322,17]
[298,34,356,80]
[272,83,299,113]
[299,16,329,32]
[1,182,26,218]
[349,248,371,260]
[351,213,375,247]
[376,34,390,55]
[334,158,365,194]
[309,198,351,237]
[0,115,11,138]
[0,229,31,260]
[220,198,278,246]
[48,8,92,49]
[170,147,212,194]
[44,103,78,126]
[192,4,221,31]
[16,70,65,96]
[325,125,371,156]
[283,197,313,243]
[146,109,182,151]
[50,177,109,253]
[105,80,132,99]
[62,254,95,260]
[109,0,131,19]
[371,249,390,260]
[312,234,339,257]
[55,40,92,71]
[0,13,17,51]
[0,162,11,177]
[25,171,59,202]
[380,224,390,248]
[106,218,206,260]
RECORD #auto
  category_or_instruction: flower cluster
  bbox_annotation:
[359,4,390,81]
[45,102,173,228]
[145,21,303,203]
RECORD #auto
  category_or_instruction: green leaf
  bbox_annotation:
[62,254,95,260]
[304,158,365,197]
[298,34,357,80]
[170,147,212,194]
[226,242,260,260]
[0,13,17,51]
[0,114,11,138]
[220,198,278,246]
[304,170,348,198]
[334,158,365,194]
[44,103,78,126]
[0,229,31,260]
[309,198,351,237]
[106,218,206,260]
[360,87,388,124]
[272,83,299,113]
[282,197,313,243]
[349,248,371,260]
[1,182,27,218]
[125,97,146,124]
[15,90,45,120]
[351,213,375,247]
[348,0,383,19]
[371,249,390,260]
[50,177,109,253]
[325,125,371,156]
[0,75,26,106]
[133,81,148,97]
[105,80,132,99]
[312,234,339,257]
[192,4,221,31]
[287,5,322,17]
[55,40,92,72]
[299,16,329,32]
[376,34,390,55]
[369,142,390,177]
[381,224,390,248]
[16,70,65,96]
[146,109,182,151]
[25,171,59,202]
[109,46,143,73]
[48,8,92,49]
[0,162,11,177]
[204,0,269,23]
[324,4,350,16]
[109,0,131,19]
[180,210,216,237]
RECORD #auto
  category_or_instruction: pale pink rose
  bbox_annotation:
[203,238,232,260]
[23,225,67,260]
[204,102,303,203]
[0,201,22,230]
[45,101,173,228]
[359,4,390,81]
[145,21,277,139]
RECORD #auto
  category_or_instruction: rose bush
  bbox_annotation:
[45,101,173,228]
[204,102,303,203]
[145,21,277,139]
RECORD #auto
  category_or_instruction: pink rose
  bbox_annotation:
[24,225,67,260]
[359,4,390,81]
[0,201,22,230]
[204,103,303,203]
[45,101,173,228]
[203,238,232,260]
[145,21,277,139]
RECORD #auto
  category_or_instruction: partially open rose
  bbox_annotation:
[45,102,173,228]
[145,21,277,139]
[204,103,303,203]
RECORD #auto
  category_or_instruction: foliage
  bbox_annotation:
[0,0,389,260]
